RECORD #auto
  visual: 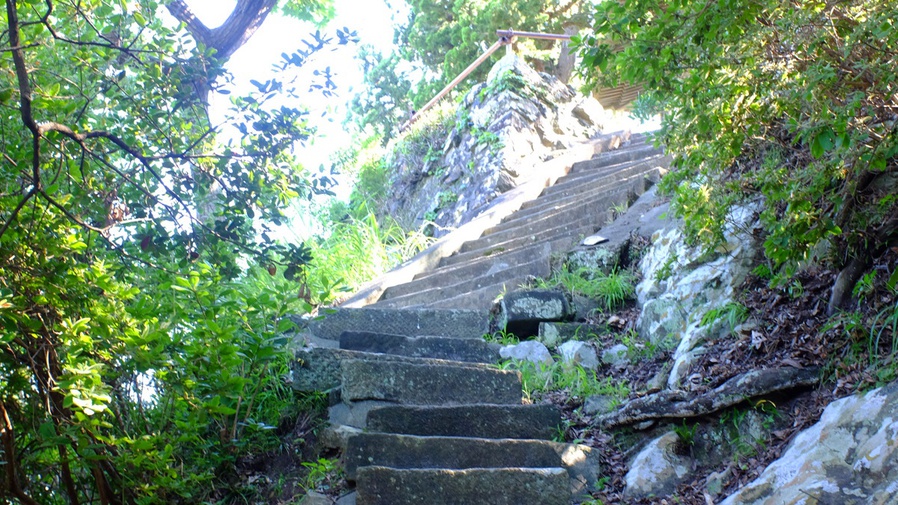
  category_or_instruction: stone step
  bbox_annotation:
[366,403,561,440]
[341,359,523,405]
[413,241,553,284]
[378,257,551,308]
[456,195,626,255]
[344,433,598,489]
[293,347,500,392]
[419,279,533,310]
[522,157,667,215]
[301,307,488,341]
[339,331,500,363]
[484,172,652,239]
[568,143,664,174]
[355,466,572,505]
[440,220,595,269]
[391,244,552,299]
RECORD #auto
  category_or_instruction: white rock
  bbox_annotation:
[625,431,693,498]
[499,340,553,365]
[602,343,630,367]
[558,341,599,369]
[720,381,898,504]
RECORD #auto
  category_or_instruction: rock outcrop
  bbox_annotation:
[380,53,609,234]
[722,381,898,504]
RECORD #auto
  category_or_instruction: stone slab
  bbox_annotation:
[339,331,501,364]
[293,347,497,392]
[301,307,488,340]
[569,143,664,173]
[376,258,551,309]
[355,466,571,505]
[496,289,574,337]
[340,359,523,405]
[345,433,599,495]
[366,403,561,440]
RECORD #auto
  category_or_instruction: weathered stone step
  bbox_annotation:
[339,331,500,363]
[440,220,596,269]
[524,157,667,214]
[341,359,522,405]
[413,241,553,284]
[293,347,500,392]
[301,307,488,341]
[517,154,659,214]
[366,403,561,440]
[485,171,653,238]
[456,192,629,255]
[420,279,533,310]
[568,142,663,174]
[355,466,572,505]
[378,257,550,308]
[344,433,598,489]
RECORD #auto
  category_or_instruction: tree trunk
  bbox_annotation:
[827,255,869,315]
[556,24,579,84]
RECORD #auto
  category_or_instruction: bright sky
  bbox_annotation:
[187,0,402,171]
[183,1,404,238]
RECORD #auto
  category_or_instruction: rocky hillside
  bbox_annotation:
[373,53,611,235]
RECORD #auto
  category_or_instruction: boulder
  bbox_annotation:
[635,203,762,384]
[624,431,693,498]
[558,341,599,369]
[376,52,611,234]
[499,340,553,366]
[720,381,898,504]
[601,343,630,368]
[495,289,574,337]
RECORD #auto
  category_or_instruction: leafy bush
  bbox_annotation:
[576,0,898,313]
[306,207,435,304]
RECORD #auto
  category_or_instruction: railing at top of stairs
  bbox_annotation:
[399,29,572,133]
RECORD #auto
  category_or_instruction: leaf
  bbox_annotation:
[888,268,898,293]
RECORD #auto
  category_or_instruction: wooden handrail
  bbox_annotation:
[400,29,571,133]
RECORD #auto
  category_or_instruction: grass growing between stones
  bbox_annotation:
[500,359,630,403]
[533,266,637,312]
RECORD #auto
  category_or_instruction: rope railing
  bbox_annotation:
[400,29,572,132]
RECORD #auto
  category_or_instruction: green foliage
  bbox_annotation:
[718,401,779,466]
[0,1,349,503]
[483,329,521,346]
[306,207,435,304]
[354,0,589,139]
[537,266,637,312]
[619,329,674,361]
[501,358,630,402]
[391,101,457,175]
[577,0,898,297]
[824,302,898,389]
[301,457,342,493]
[673,420,698,447]
[700,302,750,336]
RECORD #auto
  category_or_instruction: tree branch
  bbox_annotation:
[0,402,41,505]
[166,0,278,60]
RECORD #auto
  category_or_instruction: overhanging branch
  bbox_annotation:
[166,0,278,60]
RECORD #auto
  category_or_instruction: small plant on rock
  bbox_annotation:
[700,301,749,336]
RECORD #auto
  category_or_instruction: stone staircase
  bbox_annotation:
[293,132,672,504]
[296,307,597,504]
[371,132,670,310]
